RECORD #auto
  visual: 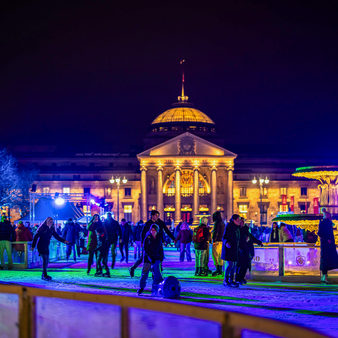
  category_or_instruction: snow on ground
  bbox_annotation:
[1,248,337,337]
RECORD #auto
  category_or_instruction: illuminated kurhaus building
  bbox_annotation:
[13,86,324,226]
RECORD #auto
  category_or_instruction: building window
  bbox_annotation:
[43,187,50,194]
[299,202,308,214]
[301,187,308,196]
[124,188,131,197]
[279,204,288,212]
[280,187,287,195]
[240,187,247,197]
[63,187,70,194]
[124,205,132,222]
[84,187,91,195]
[238,204,248,218]
[73,175,80,180]
[93,175,101,180]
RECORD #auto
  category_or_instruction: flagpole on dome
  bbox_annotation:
[178,58,188,102]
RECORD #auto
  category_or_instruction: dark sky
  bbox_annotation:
[1,1,338,156]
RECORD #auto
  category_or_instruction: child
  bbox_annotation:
[138,223,164,296]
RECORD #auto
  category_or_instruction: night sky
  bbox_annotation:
[1,1,338,157]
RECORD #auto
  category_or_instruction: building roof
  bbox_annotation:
[151,106,215,125]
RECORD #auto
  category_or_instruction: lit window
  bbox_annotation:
[63,187,70,194]
[279,204,288,212]
[124,205,132,213]
[239,204,248,215]
[43,187,50,194]
[280,187,287,195]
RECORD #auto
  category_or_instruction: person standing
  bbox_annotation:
[31,217,68,280]
[119,219,133,263]
[137,223,164,296]
[269,222,280,242]
[129,210,176,277]
[211,211,225,276]
[95,219,110,277]
[222,214,241,287]
[86,214,99,275]
[13,221,33,262]
[176,222,193,262]
[133,220,143,260]
[235,217,263,284]
[279,223,293,242]
[192,217,211,276]
[318,211,338,283]
[0,216,15,269]
[62,218,80,262]
[104,212,122,268]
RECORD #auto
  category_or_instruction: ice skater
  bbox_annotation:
[31,217,69,281]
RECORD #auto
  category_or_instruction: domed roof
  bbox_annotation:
[152,106,215,125]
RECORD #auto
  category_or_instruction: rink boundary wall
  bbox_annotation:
[0,284,329,338]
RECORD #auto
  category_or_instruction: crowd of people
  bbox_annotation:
[0,209,337,293]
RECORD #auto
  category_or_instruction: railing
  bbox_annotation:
[252,243,338,278]
[0,284,328,338]
[1,241,67,269]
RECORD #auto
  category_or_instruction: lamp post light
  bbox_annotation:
[252,176,270,226]
[110,176,128,222]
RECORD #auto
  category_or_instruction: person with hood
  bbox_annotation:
[0,216,15,269]
[221,214,241,287]
[13,221,33,259]
[31,217,68,280]
[269,222,280,242]
[192,216,211,276]
[129,210,176,277]
[235,217,263,284]
[318,211,338,283]
[211,211,225,276]
[103,212,122,268]
[137,223,164,296]
[176,221,193,262]
[119,219,133,263]
[62,218,80,262]
[279,223,293,242]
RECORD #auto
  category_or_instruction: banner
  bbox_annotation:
[313,197,319,214]
[290,196,294,212]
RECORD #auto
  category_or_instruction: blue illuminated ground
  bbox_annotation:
[1,248,338,337]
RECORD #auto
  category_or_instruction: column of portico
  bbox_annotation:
[140,166,147,221]
[157,166,164,218]
[175,166,181,224]
[226,166,234,220]
[211,166,217,214]
[193,166,200,224]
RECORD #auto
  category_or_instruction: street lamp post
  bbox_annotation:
[110,176,128,222]
[252,176,269,226]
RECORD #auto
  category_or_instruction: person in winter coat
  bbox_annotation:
[13,221,33,255]
[133,220,144,260]
[318,211,338,283]
[221,214,241,287]
[0,217,15,269]
[192,216,211,276]
[104,212,122,268]
[279,223,293,242]
[137,223,164,296]
[211,211,225,276]
[129,210,176,277]
[269,222,280,242]
[31,217,68,280]
[86,214,99,275]
[62,218,81,262]
[235,218,263,284]
[119,219,133,263]
[95,219,110,277]
[176,222,193,262]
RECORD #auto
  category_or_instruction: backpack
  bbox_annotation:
[193,226,204,243]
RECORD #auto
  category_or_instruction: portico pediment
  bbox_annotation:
[138,132,237,159]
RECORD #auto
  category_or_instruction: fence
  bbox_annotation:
[0,284,328,338]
